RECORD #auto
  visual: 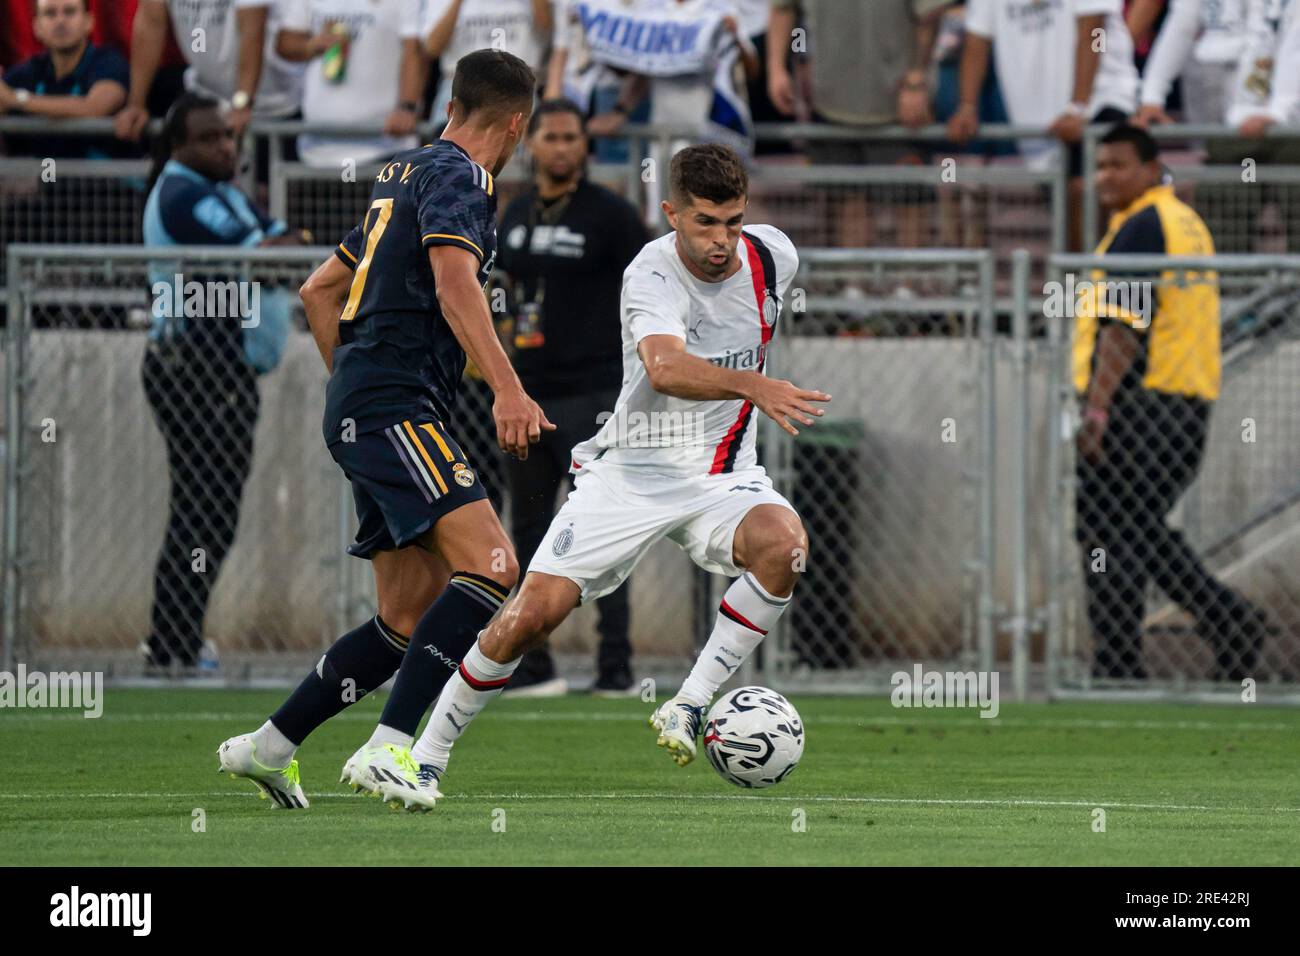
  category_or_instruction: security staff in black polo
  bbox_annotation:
[1074,123,1268,682]
[495,98,648,695]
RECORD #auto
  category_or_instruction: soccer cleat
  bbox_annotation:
[649,696,706,767]
[340,743,381,795]
[359,743,442,812]
[217,733,308,809]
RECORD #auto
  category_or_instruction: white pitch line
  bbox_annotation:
[0,791,1296,813]
[0,711,1294,732]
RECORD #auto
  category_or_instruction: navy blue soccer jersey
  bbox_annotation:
[323,139,498,443]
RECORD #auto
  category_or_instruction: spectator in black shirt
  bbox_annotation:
[0,0,129,157]
[496,98,648,696]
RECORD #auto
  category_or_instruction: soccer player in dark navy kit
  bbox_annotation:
[219,50,547,809]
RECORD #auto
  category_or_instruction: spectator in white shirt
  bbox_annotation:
[1134,0,1248,126]
[948,0,1140,248]
[583,0,758,222]
[276,0,427,168]
[115,0,304,141]
[424,0,550,125]
[1230,0,1300,136]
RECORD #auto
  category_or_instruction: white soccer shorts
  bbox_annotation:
[527,458,797,602]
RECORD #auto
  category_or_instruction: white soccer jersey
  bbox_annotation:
[158,0,303,117]
[569,224,799,478]
[280,0,423,167]
[1228,0,1300,125]
[964,0,1139,122]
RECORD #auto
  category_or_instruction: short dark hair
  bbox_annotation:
[1101,122,1159,163]
[450,49,536,123]
[669,144,748,206]
[148,92,221,190]
[33,0,91,13]
[164,92,221,147]
[527,97,585,136]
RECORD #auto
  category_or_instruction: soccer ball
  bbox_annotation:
[702,686,804,788]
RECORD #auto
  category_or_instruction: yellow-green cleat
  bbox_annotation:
[217,734,308,808]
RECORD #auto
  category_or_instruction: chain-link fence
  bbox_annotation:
[757,249,998,690]
[3,246,347,680]
[1,245,1000,691]
[1035,252,1300,702]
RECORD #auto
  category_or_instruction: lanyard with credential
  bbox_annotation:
[514,184,577,349]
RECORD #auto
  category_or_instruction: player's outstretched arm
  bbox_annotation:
[638,334,830,437]
[430,245,555,459]
[300,253,353,372]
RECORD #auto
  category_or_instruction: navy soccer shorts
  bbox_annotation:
[329,416,487,558]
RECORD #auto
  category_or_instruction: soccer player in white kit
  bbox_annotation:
[395,143,831,808]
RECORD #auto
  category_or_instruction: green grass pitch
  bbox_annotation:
[1,690,1297,866]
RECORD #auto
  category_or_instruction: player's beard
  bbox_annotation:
[695,243,734,279]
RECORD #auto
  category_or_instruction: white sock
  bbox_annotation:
[677,573,791,707]
[411,639,518,769]
[251,719,296,769]
[366,724,413,751]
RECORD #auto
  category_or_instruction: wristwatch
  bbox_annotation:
[231,90,252,111]
[14,89,31,110]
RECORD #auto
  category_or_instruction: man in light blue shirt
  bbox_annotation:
[141,93,307,673]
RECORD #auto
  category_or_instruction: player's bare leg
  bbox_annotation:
[403,571,580,798]
[222,547,448,808]
[653,505,808,766]
[354,499,520,810]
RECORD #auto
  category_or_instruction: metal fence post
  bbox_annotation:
[268,130,288,224]
[1043,269,1065,699]
[3,252,26,671]
[1010,249,1032,700]
[1052,143,1069,253]
[978,251,997,676]
[1082,127,1099,248]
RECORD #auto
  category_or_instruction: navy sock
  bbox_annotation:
[379,572,509,736]
[270,615,408,745]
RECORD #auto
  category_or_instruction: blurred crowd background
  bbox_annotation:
[2,0,1298,258]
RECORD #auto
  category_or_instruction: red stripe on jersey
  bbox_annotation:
[709,234,772,475]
